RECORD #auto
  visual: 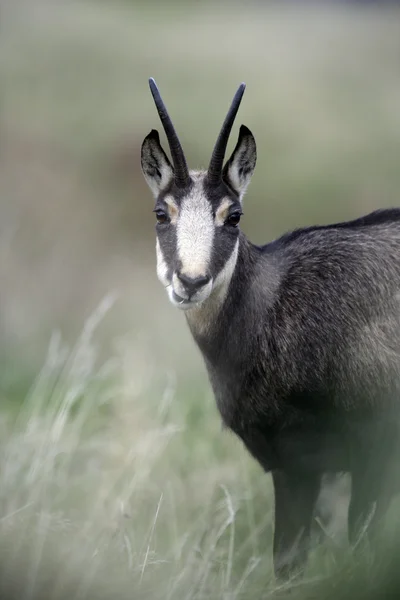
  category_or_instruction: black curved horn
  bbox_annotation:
[206,83,246,186]
[149,78,191,188]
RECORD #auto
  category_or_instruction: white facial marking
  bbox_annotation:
[156,238,170,287]
[177,187,214,278]
[213,238,239,294]
[215,198,233,227]
[164,195,179,225]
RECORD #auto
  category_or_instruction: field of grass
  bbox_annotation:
[2,0,400,597]
[0,298,398,600]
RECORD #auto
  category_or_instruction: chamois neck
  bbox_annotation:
[185,233,261,339]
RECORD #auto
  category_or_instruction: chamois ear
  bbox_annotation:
[222,125,256,200]
[141,129,174,197]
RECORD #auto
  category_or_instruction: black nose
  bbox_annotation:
[177,272,211,295]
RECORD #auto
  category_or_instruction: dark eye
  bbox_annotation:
[154,209,170,225]
[225,211,242,227]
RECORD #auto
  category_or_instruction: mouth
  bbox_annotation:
[165,279,213,310]
[171,290,197,308]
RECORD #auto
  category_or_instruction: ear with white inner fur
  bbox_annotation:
[222,125,257,200]
[141,129,174,196]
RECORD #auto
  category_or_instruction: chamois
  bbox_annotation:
[141,78,400,579]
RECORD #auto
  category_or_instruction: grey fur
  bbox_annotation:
[141,80,400,581]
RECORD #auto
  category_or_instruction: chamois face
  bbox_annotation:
[141,126,256,310]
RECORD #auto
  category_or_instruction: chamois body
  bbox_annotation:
[141,79,400,580]
[191,216,400,472]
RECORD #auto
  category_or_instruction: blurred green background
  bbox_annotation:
[1,0,400,598]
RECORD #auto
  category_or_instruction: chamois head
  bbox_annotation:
[141,78,257,310]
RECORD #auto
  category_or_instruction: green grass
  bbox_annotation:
[1,300,400,599]
[0,299,274,599]
[2,0,400,597]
